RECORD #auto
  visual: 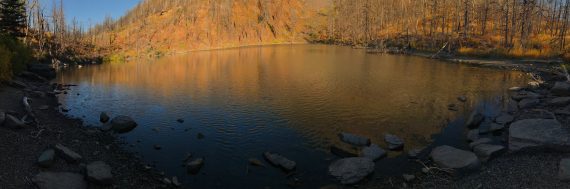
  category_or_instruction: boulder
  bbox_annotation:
[495,114,514,125]
[519,98,540,109]
[473,144,506,162]
[360,144,386,161]
[511,91,541,101]
[551,82,570,96]
[3,114,25,129]
[263,152,296,171]
[328,157,375,184]
[430,145,481,171]
[338,132,371,147]
[54,144,82,163]
[86,161,113,185]
[32,172,87,189]
[549,97,570,106]
[186,158,204,174]
[465,110,484,128]
[469,138,493,149]
[99,112,110,123]
[384,134,404,150]
[509,119,570,152]
[559,159,570,181]
[37,149,56,168]
[110,115,138,133]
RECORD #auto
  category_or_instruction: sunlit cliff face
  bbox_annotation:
[57,45,525,155]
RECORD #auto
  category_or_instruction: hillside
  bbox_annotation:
[89,0,328,58]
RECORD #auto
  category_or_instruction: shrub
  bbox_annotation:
[0,35,32,82]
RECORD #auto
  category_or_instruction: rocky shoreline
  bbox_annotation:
[0,73,174,188]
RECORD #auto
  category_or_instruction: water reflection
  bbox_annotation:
[56,45,525,188]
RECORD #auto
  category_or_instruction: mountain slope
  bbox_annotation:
[90,0,326,57]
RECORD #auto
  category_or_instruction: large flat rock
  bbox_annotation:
[86,161,113,185]
[264,152,296,171]
[509,119,570,152]
[473,144,506,162]
[329,157,375,184]
[551,82,570,96]
[360,144,386,161]
[430,145,481,171]
[32,172,87,189]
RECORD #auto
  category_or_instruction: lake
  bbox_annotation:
[55,45,526,188]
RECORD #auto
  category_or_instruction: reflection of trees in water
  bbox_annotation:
[57,45,526,153]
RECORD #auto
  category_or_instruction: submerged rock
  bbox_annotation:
[328,157,375,184]
[54,144,82,163]
[457,96,467,102]
[430,145,481,171]
[473,144,506,162]
[559,159,570,181]
[86,161,113,185]
[495,114,514,125]
[338,132,371,147]
[467,129,480,142]
[509,119,570,152]
[32,172,87,189]
[110,115,138,133]
[384,134,404,150]
[37,149,56,168]
[465,110,484,128]
[551,82,570,96]
[360,144,386,161]
[186,158,204,174]
[263,152,296,171]
[248,158,265,167]
[330,145,358,158]
[99,112,110,123]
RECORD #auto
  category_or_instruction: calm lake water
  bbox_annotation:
[56,45,526,188]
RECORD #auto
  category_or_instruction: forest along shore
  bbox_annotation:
[0,71,175,188]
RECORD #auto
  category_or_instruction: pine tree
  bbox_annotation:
[0,0,27,37]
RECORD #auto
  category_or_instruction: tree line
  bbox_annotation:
[309,0,570,57]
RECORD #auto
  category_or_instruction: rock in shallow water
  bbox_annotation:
[37,149,55,168]
[495,114,514,125]
[384,134,404,150]
[430,145,481,171]
[86,161,113,185]
[99,112,110,123]
[186,158,204,174]
[54,144,82,163]
[360,144,386,161]
[469,138,493,149]
[32,172,87,189]
[473,144,506,162]
[519,98,540,109]
[328,157,375,184]
[110,115,137,133]
[509,119,570,152]
[338,132,370,147]
[263,152,296,171]
[465,110,484,128]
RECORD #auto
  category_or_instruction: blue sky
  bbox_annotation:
[39,0,141,28]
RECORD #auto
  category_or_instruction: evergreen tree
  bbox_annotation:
[0,0,26,37]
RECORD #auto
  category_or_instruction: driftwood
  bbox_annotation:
[22,97,38,125]
[431,42,449,59]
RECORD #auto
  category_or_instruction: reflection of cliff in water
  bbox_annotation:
[57,45,526,153]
